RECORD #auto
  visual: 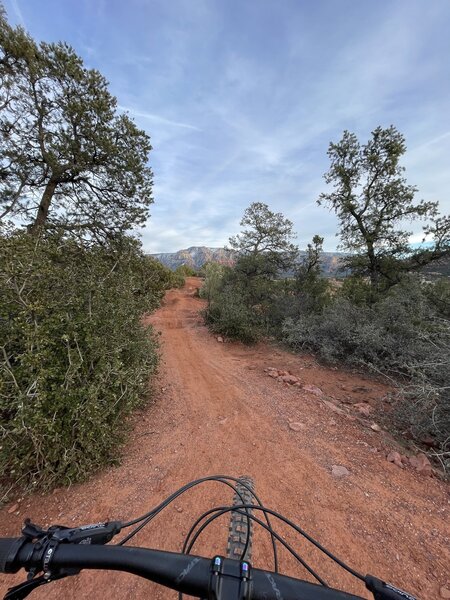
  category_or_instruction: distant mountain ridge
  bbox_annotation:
[150,246,346,277]
[151,247,235,270]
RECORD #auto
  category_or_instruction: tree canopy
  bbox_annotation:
[319,126,449,291]
[0,9,153,239]
[229,201,298,276]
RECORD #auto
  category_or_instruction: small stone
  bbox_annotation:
[409,453,432,476]
[355,403,372,417]
[289,422,305,431]
[440,587,450,599]
[341,396,357,405]
[176,507,183,513]
[302,384,323,396]
[386,451,404,468]
[370,423,381,432]
[217,336,224,343]
[409,455,419,468]
[268,371,278,378]
[322,400,345,414]
[7,503,19,514]
[281,375,299,384]
[331,465,350,477]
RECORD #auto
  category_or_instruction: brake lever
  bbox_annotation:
[21,518,122,545]
[365,575,417,600]
[2,519,123,600]
[4,573,68,600]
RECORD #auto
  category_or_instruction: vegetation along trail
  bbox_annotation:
[1,278,449,599]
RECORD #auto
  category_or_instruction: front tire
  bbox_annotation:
[226,476,254,561]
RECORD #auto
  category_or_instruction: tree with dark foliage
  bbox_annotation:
[229,201,298,277]
[319,126,449,293]
[0,8,153,240]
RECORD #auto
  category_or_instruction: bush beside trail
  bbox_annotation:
[0,233,179,497]
[282,276,450,466]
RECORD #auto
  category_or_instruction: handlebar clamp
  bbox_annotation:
[209,556,252,600]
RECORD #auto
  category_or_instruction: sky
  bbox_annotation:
[4,0,450,253]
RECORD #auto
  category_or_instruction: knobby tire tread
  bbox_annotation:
[226,476,254,561]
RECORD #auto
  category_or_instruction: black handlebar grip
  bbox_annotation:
[0,538,24,573]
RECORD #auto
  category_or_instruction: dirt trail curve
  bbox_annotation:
[1,277,449,599]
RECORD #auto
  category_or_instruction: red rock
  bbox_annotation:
[409,455,419,468]
[302,384,323,396]
[417,452,431,467]
[289,422,305,431]
[281,375,299,384]
[268,371,278,378]
[331,465,350,477]
[386,451,404,468]
[355,403,372,417]
[7,503,19,514]
[341,397,356,405]
[410,453,432,476]
[277,370,289,377]
[322,400,345,414]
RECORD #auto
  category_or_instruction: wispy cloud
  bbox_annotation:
[8,0,26,27]
[118,105,201,132]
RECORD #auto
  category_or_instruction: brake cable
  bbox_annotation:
[183,504,328,587]
[118,475,279,571]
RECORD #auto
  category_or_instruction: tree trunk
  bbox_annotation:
[28,177,58,235]
[366,240,379,292]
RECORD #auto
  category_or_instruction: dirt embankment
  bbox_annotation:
[1,277,448,599]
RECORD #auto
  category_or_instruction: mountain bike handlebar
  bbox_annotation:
[0,536,415,600]
[0,475,418,600]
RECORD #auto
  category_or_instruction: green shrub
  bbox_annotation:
[0,232,162,495]
[339,276,373,306]
[282,275,450,457]
[143,255,188,295]
[198,263,227,301]
[204,286,261,344]
[175,264,197,278]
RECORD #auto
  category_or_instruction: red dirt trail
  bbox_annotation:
[1,277,449,599]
